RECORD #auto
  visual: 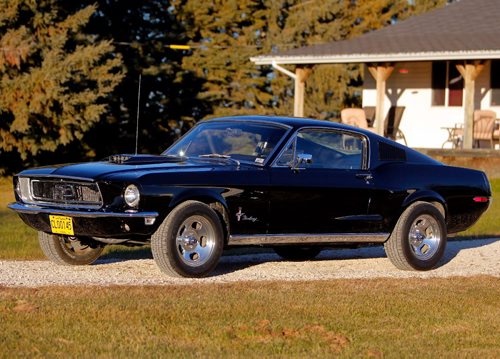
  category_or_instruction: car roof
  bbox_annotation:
[204,115,377,133]
[205,115,345,129]
[203,115,384,138]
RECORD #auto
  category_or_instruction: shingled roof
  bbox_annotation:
[251,0,500,65]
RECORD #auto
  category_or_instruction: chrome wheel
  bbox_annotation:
[408,214,441,260]
[152,201,224,278]
[61,236,98,258]
[176,215,216,267]
[38,232,103,265]
[385,202,447,271]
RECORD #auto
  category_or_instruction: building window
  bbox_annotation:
[432,62,446,106]
[491,60,500,106]
[432,61,463,107]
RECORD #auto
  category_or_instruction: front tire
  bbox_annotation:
[151,201,224,278]
[384,202,447,271]
[38,232,104,265]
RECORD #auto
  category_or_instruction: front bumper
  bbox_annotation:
[8,202,160,238]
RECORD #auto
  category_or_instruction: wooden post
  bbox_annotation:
[456,61,485,149]
[294,67,312,117]
[368,64,394,136]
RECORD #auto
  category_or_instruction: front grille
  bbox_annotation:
[30,179,102,208]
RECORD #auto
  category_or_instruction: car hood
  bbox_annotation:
[18,154,247,181]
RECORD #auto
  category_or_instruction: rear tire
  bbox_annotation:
[151,201,224,278]
[384,201,447,271]
[273,246,322,261]
[38,232,104,265]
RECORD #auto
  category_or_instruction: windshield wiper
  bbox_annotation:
[198,154,240,166]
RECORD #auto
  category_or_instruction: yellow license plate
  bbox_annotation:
[49,215,74,235]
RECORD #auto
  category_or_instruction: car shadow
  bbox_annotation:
[213,238,500,276]
[210,245,388,276]
[438,237,499,267]
[95,238,499,275]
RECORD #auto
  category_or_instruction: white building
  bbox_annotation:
[251,0,500,149]
[363,60,500,148]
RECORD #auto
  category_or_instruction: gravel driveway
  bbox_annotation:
[1,238,499,287]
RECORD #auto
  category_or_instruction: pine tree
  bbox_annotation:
[0,1,124,170]
[265,0,362,119]
[60,0,209,157]
[175,0,273,118]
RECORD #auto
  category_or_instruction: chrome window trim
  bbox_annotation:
[271,126,371,170]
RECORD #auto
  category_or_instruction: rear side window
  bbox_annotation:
[276,129,366,169]
[378,141,406,162]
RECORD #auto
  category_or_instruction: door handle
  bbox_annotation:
[355,173,373,182]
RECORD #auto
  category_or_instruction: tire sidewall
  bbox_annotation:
[400,204,447,270]
[164,203,223,277]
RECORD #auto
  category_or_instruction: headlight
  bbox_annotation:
[16,177,32,202]
[124,184,140,208]
[15,178,21,197]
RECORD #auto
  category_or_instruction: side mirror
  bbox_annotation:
[292,153,312,170]
[297,153,312,164]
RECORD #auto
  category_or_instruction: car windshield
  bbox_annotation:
[163,121,288,165]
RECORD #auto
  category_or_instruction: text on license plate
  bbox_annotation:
[49,215,74,235]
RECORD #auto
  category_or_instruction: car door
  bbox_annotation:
[268,127,375,234]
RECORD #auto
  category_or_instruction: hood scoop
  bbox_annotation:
[104,154,185,165]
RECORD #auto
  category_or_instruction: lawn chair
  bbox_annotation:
[473,110,496,149]
[384,106,407,145]
[341,108,376,132]
[363,106,376,127]
[494,121,499,149]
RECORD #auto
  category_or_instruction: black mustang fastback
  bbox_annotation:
[9,116,491,277]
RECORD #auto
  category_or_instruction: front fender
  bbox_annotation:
[168,187,229,211]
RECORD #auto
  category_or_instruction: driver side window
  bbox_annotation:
[275,129,365,170]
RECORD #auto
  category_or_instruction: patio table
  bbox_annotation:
[441,125,464,149]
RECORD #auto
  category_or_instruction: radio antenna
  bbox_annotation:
[134,73,142,155]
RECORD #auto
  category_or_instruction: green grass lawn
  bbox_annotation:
[0,177,499,260]
[0,277,499,358]
[0,178,40,259]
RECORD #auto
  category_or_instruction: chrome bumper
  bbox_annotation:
[8,202,158,219]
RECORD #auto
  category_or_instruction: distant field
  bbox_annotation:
[0,177,499,260]
[0,277,499,357]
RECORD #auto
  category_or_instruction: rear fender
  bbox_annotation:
[401,190,447,219]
